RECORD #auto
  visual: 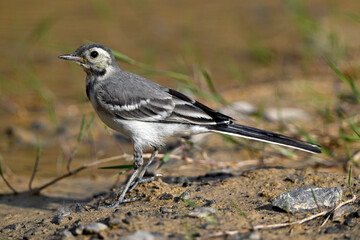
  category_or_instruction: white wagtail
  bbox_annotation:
[59,43,321,207]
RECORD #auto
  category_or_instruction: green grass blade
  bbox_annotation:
[325,57,349,83]
[297,128,331,156]
[77,115,86,143]
[270,145,295,158]
[112,50,138,66]
[27,17,54,42]
[202,69,227,104]
[107,168,132,180]
[347,12,360,24]
[158,151,173,169]
[85,114,96,132]
[231,201,251,223]
[310,187,320,210]
[340,112,360,138]
[325,57,360,103]
[348,165,352,188]
[349,76,360,103]
[99,164,133,170]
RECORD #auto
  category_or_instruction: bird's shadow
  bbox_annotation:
[0,192,97,211]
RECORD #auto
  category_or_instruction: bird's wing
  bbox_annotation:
[97,91,175,121]
[164,88,233,125]
[96,75,233,124]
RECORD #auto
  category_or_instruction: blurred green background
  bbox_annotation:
[1,0,360,181]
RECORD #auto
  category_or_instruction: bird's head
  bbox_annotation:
[59,43,117,76]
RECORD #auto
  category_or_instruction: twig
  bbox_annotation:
[34,154,132,194]
[321,212,332,226]
[0,156,18,194]
[28,152,40,190]
[29,135,42,190]
[0,169,18,195]
[6,154,130,196]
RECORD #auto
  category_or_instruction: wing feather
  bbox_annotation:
[96,80,232,125]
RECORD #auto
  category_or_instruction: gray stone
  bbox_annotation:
[74,203,85,213]
[52,206,71,225]
[108,217,122,227]
[160,207,175,214]
[332,205,355,222]
[179,191,190,201]
[188,207,216,218]
[271,186,342,214]
[229,230,261,240]
[1,223,21,232]
[124,230,162,240]
[83,222,108,234]
[74,225,84,235]
[249,230,261,240]
[62,229,74,238]
[264,108,310,122]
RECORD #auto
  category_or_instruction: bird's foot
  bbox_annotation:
[128,174,163,193]
[106,193,138,208]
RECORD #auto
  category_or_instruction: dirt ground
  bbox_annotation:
[1,165,359,239]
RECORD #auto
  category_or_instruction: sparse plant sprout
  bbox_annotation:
[270,145,295,158]
[348,165,353,195]
[297,128,331,156]
[99,165,134,180]
[29,134,42,191]
[347,12,360,24]
[325,57,360,103]
[64,114,96,172]
[231,201,253,228]
[203,215,218,225]
[285,184,291,218]
[157,151,173,169]
[310,187,320,211]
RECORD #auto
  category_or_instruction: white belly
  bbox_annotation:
[96,110,208,149]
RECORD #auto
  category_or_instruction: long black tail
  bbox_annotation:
[209,123,321,154]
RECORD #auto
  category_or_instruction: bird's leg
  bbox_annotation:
[108,148,143,208]
[128,148,159,193]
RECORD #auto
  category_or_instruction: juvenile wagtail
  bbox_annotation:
[59,43,321,207]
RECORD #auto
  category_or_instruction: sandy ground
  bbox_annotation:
[1,159,359,240]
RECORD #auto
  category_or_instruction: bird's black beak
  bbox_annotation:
[58,54,87,63]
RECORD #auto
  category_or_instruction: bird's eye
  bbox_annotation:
[90,51,99,58]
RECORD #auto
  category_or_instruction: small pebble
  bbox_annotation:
[179,191,190,201]
[249,230,261,240]
[1,223,21,232]
[74,225,84,235]
[332,205,354,223]
[202,199,216,207]
[188,207,216,218]
[160,207,174,214]
[124,230,159,240]
[62,229,74,238]
[219,101,257,117]
[83,222,108,234]
[344,217,356,227]
[108,217,122,227]
[264,108,310,122]
[159,193,173,200]
[74,203,85,213]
